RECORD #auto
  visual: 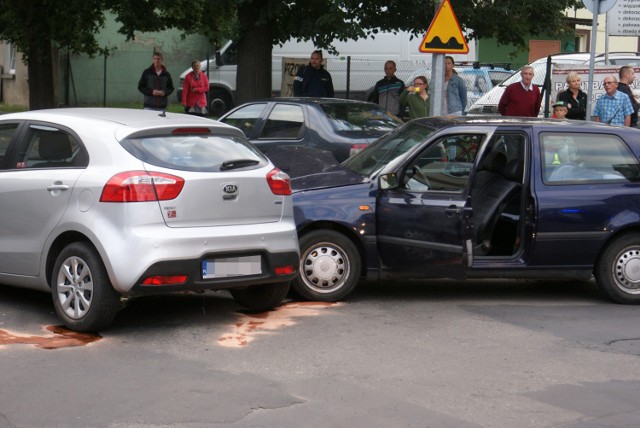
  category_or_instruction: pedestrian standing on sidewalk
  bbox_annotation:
[137,51,174,112]
[593,75,633,126]
[399,76,430,120]
[617,66,639,127]
[498,65,541,117]
[443,56,467,116]
[557,72,587,120]
[182,60,209,116]
[293,50,334,98]
[370,60,405,116]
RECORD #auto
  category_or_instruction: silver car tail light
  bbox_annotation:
[266,168,291,195]
[100,171,185,202]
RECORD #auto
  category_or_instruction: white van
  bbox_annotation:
[177,32,477,116]
[466,52,640,116]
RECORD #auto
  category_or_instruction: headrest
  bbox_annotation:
[38,133,72,160]
[503,159,524,182]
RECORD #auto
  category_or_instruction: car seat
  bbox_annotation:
[470,151,521,254]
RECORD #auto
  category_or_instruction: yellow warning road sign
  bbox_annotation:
[419,0,469,54]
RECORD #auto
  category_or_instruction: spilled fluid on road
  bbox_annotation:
[218,301,340,348]
[0,325,101,349]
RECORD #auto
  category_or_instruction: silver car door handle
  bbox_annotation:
[47,184,70,191]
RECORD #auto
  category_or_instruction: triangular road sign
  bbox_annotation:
[419,0,469,54]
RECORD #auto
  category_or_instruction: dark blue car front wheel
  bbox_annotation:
[292,230,361,301]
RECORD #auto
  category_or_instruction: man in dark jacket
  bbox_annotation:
[370,60,405,116]
[138,52,175,111]
[293,50,334,97]
[618,66,639,127]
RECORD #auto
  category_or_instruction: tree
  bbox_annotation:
[0,0,233,109]
[229,0,582,105]
[0,1,110,109]
[0,0,580,109]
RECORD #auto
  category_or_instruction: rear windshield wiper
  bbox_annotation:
[220,159,260,171]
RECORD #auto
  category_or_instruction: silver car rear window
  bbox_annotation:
[121,134,267,172]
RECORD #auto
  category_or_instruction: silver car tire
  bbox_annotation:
[595,233,640,304]
[52,242,121,332]
[292,230,361,301]
[230,281,290,311]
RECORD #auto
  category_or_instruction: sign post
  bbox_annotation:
[419,0,468,116]
[583,0,618,121]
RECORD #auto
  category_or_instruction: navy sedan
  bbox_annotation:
[218,98,402,163]
[291,116,640,304]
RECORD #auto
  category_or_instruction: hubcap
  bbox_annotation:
[56,256,94,319]
[613,248,640,294]
[301,243,349,293]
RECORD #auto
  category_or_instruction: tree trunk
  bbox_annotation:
[27,37,56,110]
[236,0,273,105]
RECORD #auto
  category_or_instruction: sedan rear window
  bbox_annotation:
[320,103,400,132]
[121,134,266,172]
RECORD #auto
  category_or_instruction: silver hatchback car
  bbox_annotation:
[0,108,299,332]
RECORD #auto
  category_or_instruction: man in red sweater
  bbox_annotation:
[498,65,541,117]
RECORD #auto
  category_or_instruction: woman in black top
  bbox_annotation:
[557,72,588,120]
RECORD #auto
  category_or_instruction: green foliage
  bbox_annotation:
[0,0,583,108]
[0,0,583,62]
[0,0,109,61]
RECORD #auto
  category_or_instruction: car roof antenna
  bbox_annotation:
[158,109,166,117]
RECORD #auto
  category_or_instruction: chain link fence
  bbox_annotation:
[62,50,514,113]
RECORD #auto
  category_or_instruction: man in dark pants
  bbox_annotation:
[138,52,174,111]
[618,66,639,127]
[293,50,334,97]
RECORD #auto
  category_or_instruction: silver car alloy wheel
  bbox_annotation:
[55,256,94,320]
[301,242,350,294]
[613,247,640,295]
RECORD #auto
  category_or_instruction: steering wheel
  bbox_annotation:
[410,165,431,189]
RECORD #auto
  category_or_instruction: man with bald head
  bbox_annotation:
[593,75,633,126]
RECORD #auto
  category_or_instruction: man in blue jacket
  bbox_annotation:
[293,50,334,97]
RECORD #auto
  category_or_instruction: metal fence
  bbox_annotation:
[62,49,514,112]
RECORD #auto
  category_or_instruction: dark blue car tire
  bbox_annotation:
[596,233,640,304]
[292,230,361,301]
[230,281,290,311]
[51,242,121,332]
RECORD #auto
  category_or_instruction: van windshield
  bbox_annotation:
[499,63,547,87]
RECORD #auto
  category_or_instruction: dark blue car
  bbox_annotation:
[291,116,640,303]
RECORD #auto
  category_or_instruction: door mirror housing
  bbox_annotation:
[379,173,398,190]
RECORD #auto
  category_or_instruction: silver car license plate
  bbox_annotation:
[202,255,262,279]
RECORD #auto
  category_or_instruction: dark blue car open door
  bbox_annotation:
[375,131,493,279]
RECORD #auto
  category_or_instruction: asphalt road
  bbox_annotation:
[1,278,639,427]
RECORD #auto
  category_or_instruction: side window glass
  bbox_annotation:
[402,134,482,192]
[220,103,266,136]
[17,126,87,169]
[0,123,19,168]
[541,132,640,184]
[260,104,304,139]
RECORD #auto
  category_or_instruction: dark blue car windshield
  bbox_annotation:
[342,122,436,177]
